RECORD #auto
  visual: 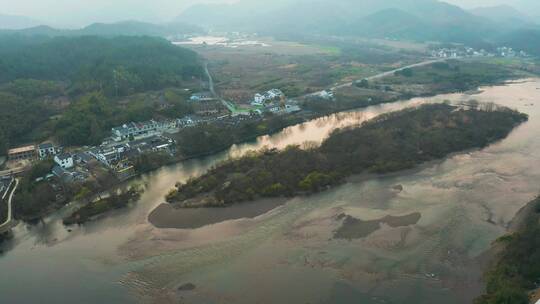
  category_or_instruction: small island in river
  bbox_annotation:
[164,103,528,210]
[63,187,141,225]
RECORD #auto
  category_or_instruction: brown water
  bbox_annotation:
[1,80,539,304]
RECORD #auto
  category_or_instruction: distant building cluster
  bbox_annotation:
[431,46,528,59]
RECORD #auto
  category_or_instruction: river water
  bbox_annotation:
[1,80,540,304]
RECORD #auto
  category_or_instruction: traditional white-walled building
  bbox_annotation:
[38,143,59,159]
[54,153,74,169]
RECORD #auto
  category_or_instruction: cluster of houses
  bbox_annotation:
[8,143,62,163]
[250,89,285,106]
[496,46,527,58]
[5,87,306,184]
[431,46,528,59]
[112,120,177,142]
[246,89,302,115]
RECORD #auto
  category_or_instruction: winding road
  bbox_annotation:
[0,178,19,233]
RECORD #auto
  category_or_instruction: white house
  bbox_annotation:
[253,93,265,105]
[252,89,285,106]
[54,153,74,169]
[318,90,334,100]
[267,89,284,99]
[111,120,176,142]
[38,143,58,159]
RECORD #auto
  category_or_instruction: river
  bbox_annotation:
[1,79,539,304]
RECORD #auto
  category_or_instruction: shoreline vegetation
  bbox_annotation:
[166,103,528,207]
[475,196,540,304]
[9,59,531,223]
[63,187,141,226]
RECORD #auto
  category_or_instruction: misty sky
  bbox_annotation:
[0,0,234,27]
[1,0,538,28]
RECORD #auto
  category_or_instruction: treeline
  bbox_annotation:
[166,103,527,206]
[0,35,203,96]
[0,35,202,152]
[378,60,517,93]
[475,197,540,304]
[174,114,305,158]
[12,159,119,221]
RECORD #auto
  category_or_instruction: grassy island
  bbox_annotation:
[63,187,141,225]
[166,103,528,207]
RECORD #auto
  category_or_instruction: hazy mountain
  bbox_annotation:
[79,21,203,36]
[470,5,536,27]
[178,0,495,44]
[0,20,204,37]
[0,14,42,29]
[343,9,428,39]
[496,28,540,54]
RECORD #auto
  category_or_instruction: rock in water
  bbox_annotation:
[178,283,196,291]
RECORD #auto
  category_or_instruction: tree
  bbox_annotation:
[0,129,7,156]
[356,79,369,88]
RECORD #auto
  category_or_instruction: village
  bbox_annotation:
[431,45,529,59]
[0,87,305,191]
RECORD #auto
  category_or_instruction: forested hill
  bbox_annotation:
[0,20,205,38]
[0,35,203,96]
[0,35,203,154]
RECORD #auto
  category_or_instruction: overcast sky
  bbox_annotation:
[0,0,538,28]
[0,0,234,27]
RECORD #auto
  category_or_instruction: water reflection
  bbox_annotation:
[1,80,539,304]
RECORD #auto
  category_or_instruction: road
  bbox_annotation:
[204,62,217,97]
[204,61,241,114]
[204,56,449,112]
[305,58,449,98]
[0,178,18,233]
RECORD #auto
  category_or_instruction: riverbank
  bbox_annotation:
[2,79,540,304]
[63,187,142,226]
[165,103,528,210]
[10,59,529,225]
[475,196,540,304]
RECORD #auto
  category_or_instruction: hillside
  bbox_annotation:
[0,35,203,151]
[0,35,202,91]
[0,20,204,38]
[178,0,495,43]
[496,29,540,56]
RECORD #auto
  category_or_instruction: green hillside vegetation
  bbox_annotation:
[0,20,204,38]
[475,197,540,304]
[0,35,202,150]
[0,35,202,95]
[166,103,527,207]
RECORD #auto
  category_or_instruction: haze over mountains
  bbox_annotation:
[177,0,538,47]
[1,0,540,54]
[0,20,204,37]
[0,14,41,29]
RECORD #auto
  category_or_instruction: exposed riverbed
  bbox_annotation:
[1,80,540,304]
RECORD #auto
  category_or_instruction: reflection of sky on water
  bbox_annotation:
[1,80,539,304]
